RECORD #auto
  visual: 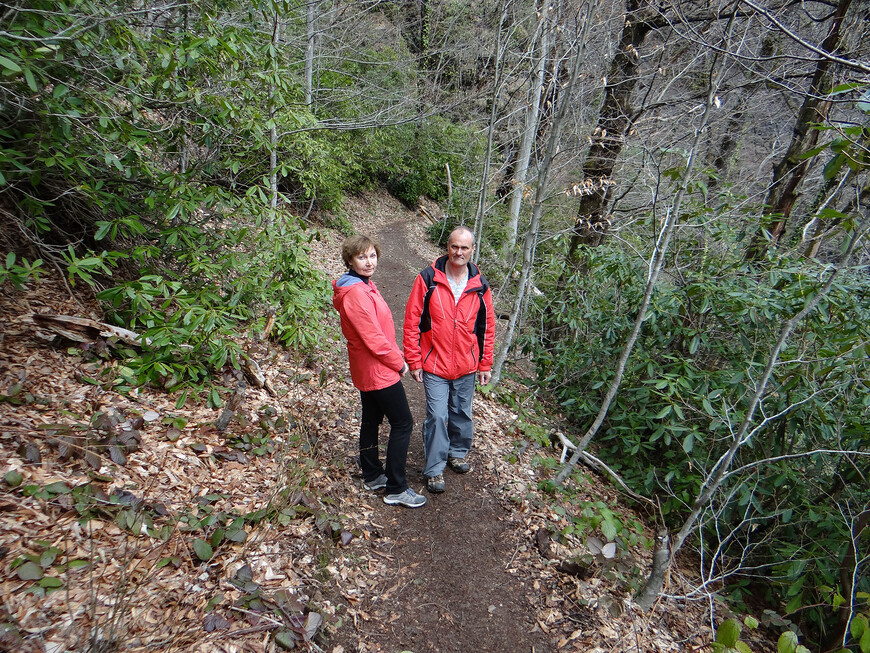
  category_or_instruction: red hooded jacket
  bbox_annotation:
[403,256,495,381]
[332,274,406,392]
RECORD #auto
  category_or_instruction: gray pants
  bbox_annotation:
[421,371,475,478]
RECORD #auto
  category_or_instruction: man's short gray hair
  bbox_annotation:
[448,225,475,245]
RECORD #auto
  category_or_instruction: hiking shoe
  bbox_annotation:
[383,488,427,508]
[426,474,445,493]
[447,457,470,474]
[363,474,387,491]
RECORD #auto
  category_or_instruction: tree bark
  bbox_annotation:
[473,0,511,263]
[744,0,852,261]
[304,0,316,108]
[635,529,670,610]
[503,1,550,257]
[491,2,590,387]
[564,0,656,264]
[216,381,247,432]
[268,9,281,227]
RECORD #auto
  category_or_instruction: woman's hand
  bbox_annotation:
[400,363,409,377]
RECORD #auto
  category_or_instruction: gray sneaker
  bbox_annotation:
[363,474,387,491]
[426,474,445,493]
[383,488,427,508]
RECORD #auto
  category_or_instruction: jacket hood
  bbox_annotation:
[332,274,373,311]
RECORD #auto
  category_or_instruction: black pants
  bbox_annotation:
[359,380,413,494]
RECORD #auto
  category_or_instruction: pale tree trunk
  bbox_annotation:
[490,2,591,387]
[473,0,511,263]
[554,42,727,486]
[802,129,870,259]
[503,1,550,258]
[268,8,281,227]
[304,0,315,108]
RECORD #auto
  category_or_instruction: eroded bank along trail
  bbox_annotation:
[342,217,549,653]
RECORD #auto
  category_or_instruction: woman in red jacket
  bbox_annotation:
[332,235,426,509]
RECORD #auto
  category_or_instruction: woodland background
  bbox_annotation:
[0,1,869,652]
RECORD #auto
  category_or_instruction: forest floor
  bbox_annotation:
[0,190,776,652]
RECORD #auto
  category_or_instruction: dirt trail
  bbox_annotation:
[345,218,550,652]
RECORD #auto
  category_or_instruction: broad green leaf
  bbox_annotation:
[716,619,741,647]
[0,55,22,72]
[654,405,672,419]
[225,528,247,543]
[778,631,799,653]
[39,548,60,568]
[275,631,298,650]
[851,615,867,639]
[682,433,694,454]
[45,481,71,495]
[600,517,618,541]
[4,469,23,487]
[193,538,213,561]
[23,66,37,92]
[205,593,223,613]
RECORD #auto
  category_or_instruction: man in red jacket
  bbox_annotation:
[403,226,495,493]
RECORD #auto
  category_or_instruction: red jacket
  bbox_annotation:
[403,256,495,380]
[333,274,406,392]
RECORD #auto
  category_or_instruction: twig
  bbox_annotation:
[554,431,655,506]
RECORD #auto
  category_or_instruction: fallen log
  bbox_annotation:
[31,314,147,347]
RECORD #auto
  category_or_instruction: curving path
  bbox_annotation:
[347,218,549,653]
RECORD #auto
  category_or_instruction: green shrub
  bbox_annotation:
[530,219,870,644]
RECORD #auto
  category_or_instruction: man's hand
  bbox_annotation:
[478,370,491,386]
[411,368,423,383]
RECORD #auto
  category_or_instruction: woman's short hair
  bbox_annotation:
[341,235,380,268]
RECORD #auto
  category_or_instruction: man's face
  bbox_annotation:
[447,232,474,268]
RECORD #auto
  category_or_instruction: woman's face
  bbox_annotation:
[350,246,378,277]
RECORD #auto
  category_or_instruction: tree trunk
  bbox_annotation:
[268,9,281,227]
[708,95,748,193]
[304,0,316,108]
[564,0,655,265]
[555,44,725,486]
[503,1,550,257]
[635,530,670,610]
[744,0,852,261]
[491,2,590,387]
[473,0,511,263]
